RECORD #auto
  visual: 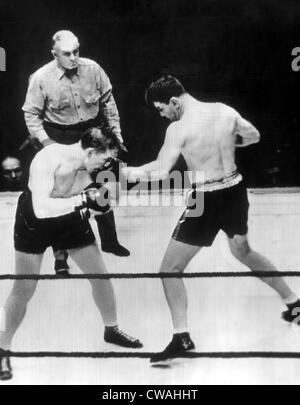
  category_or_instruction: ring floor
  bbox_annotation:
[0,189,300,385]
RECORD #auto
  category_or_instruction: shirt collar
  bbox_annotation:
[54,62,80,80]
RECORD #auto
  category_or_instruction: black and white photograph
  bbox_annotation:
[0,0,300,387]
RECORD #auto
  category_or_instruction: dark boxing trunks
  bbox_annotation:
[172,180,249,246]
[14,191,95,254]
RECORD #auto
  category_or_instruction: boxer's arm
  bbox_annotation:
[22,74,50,144]
[234,114,260,147]
[30,155,82,219]
[123,124,182,181]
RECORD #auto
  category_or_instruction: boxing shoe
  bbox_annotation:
[150,332,195,365]
[101,244,130,257]
[282,299,300,324]
[0,350,12,381]
[104,326,143,348]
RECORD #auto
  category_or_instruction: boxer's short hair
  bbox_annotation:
[81,127,120,153]
[145,75,186,106]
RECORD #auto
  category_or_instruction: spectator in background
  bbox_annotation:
[1,157,24,192]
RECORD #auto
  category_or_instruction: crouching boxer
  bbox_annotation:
[0,127,142,381]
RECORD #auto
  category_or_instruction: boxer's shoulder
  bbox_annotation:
[167,119,188,142]
[31,143,65,169]
[215,102,239,119]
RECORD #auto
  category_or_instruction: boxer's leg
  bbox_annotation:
[0,251,43,351]
[150,239,200,364]
[159,239,201,332]
[228,234,300,323]
[228,234,296,299]
[69,242,117,326]
[68,242,142,348]
[0,251,43,381]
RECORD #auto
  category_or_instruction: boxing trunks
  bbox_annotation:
[172,171,249,246]
[14,190,95,254]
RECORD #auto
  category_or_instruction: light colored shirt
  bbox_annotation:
[22,57,123,143]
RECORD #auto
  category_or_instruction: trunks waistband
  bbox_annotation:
[192,171,243,192]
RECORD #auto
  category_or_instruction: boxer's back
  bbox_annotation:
[179,101,238,183]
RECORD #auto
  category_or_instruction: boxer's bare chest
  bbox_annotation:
[52,163,91,197]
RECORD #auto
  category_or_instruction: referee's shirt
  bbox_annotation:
[22,57,122,143]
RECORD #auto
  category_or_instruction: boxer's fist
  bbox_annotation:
[102,158,125,182]
[81,187,110,213]
[82,188,101,211]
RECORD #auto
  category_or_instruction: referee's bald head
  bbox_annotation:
[52,30,79,52]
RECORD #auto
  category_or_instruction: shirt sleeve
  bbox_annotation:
[22,73,49,143]
[96,65,124,143]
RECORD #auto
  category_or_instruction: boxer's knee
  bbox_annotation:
[229,234,251,262]
[11,280,38,304]
[159,257,185,274]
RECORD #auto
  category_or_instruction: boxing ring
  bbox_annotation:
[1,189,300,384]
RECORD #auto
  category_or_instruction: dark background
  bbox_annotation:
[0,0,300,188]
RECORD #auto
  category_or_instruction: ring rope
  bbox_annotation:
[2,350,300,359]
[2,271,300,360]
[0,271,299,280]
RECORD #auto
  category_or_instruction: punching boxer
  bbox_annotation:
[124,75,300,364]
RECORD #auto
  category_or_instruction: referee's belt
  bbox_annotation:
[191,171,243,192]
[43,118,98,130]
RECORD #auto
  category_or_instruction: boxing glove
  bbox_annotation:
[81,186,110,213]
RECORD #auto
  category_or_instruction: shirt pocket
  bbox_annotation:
[49,96,71,112]
[82,90,101,117]
[83,90,101,105]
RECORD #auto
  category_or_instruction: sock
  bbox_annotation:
[105,324,118,331]
[282,294,299,306]
[173,327,188,335]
